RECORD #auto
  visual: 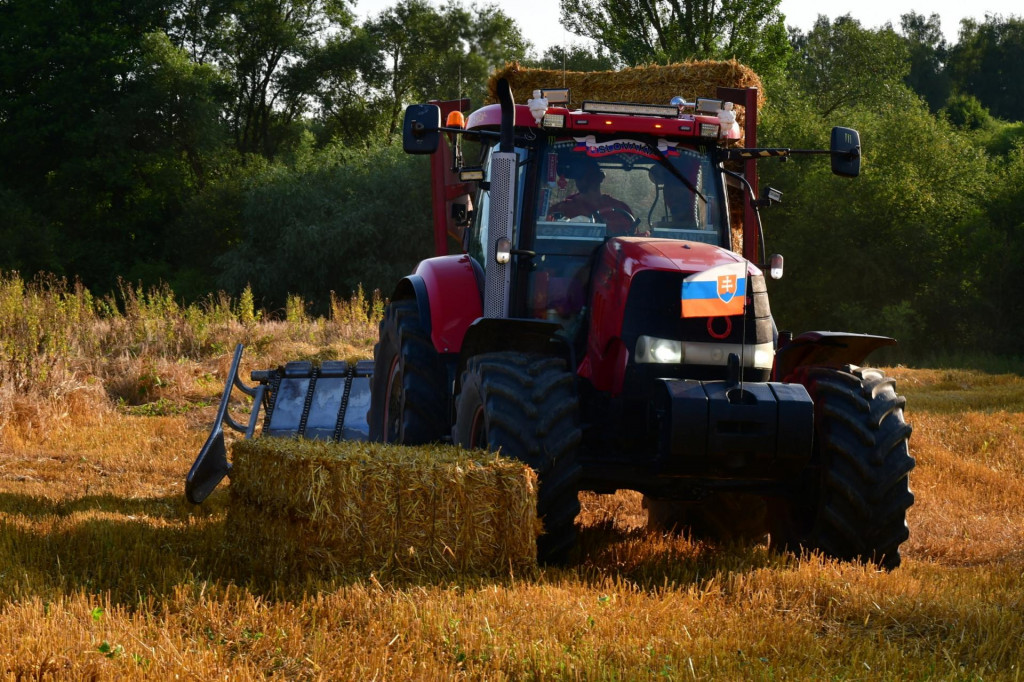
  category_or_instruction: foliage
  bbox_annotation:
[559,0,791,83]
[363,0,530,135]
[947,15,1024,122]
[788,15,909,116]
[899,12,950,112]
[943,93,993,130]
[215,142,433,310]
[529,43,621,72]
[760,86,994,356]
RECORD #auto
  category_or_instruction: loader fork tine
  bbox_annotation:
[186,344,264,504]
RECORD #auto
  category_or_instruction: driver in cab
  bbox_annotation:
[548,157,641,236]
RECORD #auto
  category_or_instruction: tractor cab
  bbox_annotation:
[466,132,729,349]
[441,92,739,356]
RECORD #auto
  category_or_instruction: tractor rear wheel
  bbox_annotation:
[643,493,768,542]
[368,300,448,444]
[454,352,582,564]
[770,366,914,569]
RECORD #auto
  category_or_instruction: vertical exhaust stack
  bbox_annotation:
[483,78,517,319]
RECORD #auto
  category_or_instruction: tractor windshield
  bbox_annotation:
[533,136,726,244]
[523,136,727,337]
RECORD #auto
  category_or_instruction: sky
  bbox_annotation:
[352,0,1023,54]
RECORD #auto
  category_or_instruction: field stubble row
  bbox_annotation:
[0,356,1022,678]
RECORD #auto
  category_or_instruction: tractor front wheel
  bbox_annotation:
[368,300,447,444]
[454,352,582,564]
[770,366,914,569]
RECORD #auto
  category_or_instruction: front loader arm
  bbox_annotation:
[185,344,376,504]
[186,344,265,504]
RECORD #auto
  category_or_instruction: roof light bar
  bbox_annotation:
[581,100,679,118]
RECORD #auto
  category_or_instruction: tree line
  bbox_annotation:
[1,0,1022,360]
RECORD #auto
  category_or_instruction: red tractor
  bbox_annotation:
[188,73,914,568]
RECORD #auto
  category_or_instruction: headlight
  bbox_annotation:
[635,337,776,369]
[636,335,683,364]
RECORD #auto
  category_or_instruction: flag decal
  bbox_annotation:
[681,261,747,318]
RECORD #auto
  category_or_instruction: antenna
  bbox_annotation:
[561,26,567,88]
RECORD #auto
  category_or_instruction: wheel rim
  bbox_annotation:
[469,405,486,449]
[383,355,402,443]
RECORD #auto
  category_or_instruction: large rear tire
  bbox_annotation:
[368,300,448,444]
[770,366,914,569]
[454,352,582,564]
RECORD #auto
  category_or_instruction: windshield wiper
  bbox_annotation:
[648,145,706,204]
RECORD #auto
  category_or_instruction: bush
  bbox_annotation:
[215,141,433,311]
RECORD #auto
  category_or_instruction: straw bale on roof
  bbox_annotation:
[487,60,764,136]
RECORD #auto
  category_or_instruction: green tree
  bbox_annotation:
[0,0,226,290]
[529,43,620,71]
[364,0,530,136]
[943,93,993,130]
[215,143,433,307]
[168,0,364,156]
[947,15,1024,122]
[788,15,909,116]
[759,87,992,356]
[559,0,790,82]
[900,12,950,113]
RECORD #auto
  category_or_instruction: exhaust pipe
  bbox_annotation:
[497,77,515,153]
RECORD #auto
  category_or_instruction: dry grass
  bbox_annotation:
[2,278,1023,678]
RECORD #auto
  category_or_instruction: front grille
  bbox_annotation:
[622,269,773,350]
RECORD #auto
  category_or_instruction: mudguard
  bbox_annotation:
[397,255,484,354]
[773,331,896,382]
[455,317,569,392]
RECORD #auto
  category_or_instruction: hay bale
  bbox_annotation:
[227,438,540,578]
[487,60,764,141]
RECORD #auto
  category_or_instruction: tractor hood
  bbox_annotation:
[606,237,747,277]
[581,237,758,394]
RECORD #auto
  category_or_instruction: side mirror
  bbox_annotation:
[451,202,472,227]
[403,104,441,155]
[830,127,861,178]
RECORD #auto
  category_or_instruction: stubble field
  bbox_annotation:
[1,276,1022,679]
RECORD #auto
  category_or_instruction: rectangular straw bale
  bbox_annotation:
[487,60,764,144]
[228,438,539,577]
[225,500,362,580]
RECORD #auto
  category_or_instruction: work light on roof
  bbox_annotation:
[581,101,680,118]
[541,88,570,105]
[695,98,723,114]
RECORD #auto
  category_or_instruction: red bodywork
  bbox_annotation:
[429,98,473,256]
[580,238,749,394]
[413,255,483,354]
